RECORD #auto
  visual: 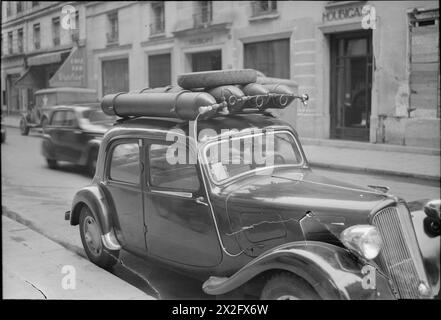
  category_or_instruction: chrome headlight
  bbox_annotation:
[340,225,382,260]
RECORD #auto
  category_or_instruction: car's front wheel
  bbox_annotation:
[46,158,58,169]
[79,206,119,270]
[260,272,320,300]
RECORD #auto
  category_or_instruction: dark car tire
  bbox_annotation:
[46,158,58,169]
[1,131,5,143]
[87,148,99,177]
[79,206,119,270]
[19,117,30,136]
[177,69,258,89]
[260,272,320,300]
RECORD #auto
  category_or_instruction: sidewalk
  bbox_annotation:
[303,143,440,181]
[2,114,21,128]
[2,215,155,300]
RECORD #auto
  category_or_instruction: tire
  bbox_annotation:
[19,117,30,136]
[1,131,5,143]
[79,206,119,270]
[46,158,58,169]
[87,148,99,177]
[260,272,320,300]
[177,69,258,89]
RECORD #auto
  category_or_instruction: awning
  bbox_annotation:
[27,49,72,67]
[14,67,42,88]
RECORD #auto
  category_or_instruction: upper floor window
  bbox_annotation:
[16,2,23,14]
[251,1,278,16]
[106,12,119,44]
[52,17,60,46]
[150,2,165,35]
[17,28,23,53]
[32,1,39,7]
[33,23,41,50]
[6,2,12,17]
[194,1,212,27]
[7,31,13,54]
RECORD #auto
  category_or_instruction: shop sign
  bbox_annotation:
[49,46,86,87]
[323,3,365,23]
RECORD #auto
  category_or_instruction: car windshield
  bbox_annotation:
[82,109,116,124]
[203,131,303,183]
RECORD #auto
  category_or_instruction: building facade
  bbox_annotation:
[1,1,87,114]
[2,1,440,148]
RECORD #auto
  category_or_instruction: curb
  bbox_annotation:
[310,162,440,182]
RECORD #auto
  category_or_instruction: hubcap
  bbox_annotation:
[83,216,102,256]
[277,295,299,300]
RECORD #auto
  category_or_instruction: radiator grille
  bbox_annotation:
[372,205,428,299]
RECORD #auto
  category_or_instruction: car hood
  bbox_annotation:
[215,168,395,256]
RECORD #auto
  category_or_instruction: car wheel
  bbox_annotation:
[19,117,29,136]
[46,158,58,169]
[260,272,320,300]
[177,69,258,89]
[87,148,98,177]
[79,206,119,270]
[1,131,5,143]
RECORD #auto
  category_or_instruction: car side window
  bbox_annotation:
[51,111,65,126]
[148,143,200,192]
[109,142,140,185]
[63,111,77,127]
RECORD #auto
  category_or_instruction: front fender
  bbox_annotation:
[203,241,395,300]
[70,184,121,250]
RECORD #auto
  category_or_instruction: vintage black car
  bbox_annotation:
[66,70,440,299]
[41,104,115,176]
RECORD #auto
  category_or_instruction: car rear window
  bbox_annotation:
[109,142,140,184]
[82,109,115,123]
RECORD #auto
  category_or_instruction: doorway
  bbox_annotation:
[190,50,221,72]
[330,31,372,141]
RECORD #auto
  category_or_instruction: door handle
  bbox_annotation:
[195,196,208,206]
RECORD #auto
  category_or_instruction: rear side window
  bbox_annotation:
[63,111,77,127]
[109,142,140,184]
[149,144,200,192]
[51,111,65,126]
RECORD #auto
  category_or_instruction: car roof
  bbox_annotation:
[110,113,295,137]
[50,103,102,112]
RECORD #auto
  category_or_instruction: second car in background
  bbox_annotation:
[41,104,116,176]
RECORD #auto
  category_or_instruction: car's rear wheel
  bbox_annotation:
[19,117,29,136]
[79,206,119,270]
[260,272,320,300]
[46,158,58,169]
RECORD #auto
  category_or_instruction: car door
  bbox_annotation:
[102,138,146,254]
[143,139,222,267]
[47,110,66,159]
[57,109,82,163]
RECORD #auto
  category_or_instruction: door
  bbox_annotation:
[47,110,65,159]
[56,110,83,163]
[330,31,372,141]
[144,141,222,267]
[148,53,171,88]
[103,139,146,253]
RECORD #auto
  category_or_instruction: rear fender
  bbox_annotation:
[70,185,121,250]
[203,241,395,300]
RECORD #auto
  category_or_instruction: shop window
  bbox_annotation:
[106,12,119,44]
[17,29,23,53]
[191,50,221,72]
[33,23,40,50]
[150,2,165,35]
[251,1,277,17]
[148,53,171,87]
[244,38,290,79]
[7,32,13,54]
[409,9,440,117]
[52,17,60,46]
[194,1,212,27]
[6,2,12,17]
